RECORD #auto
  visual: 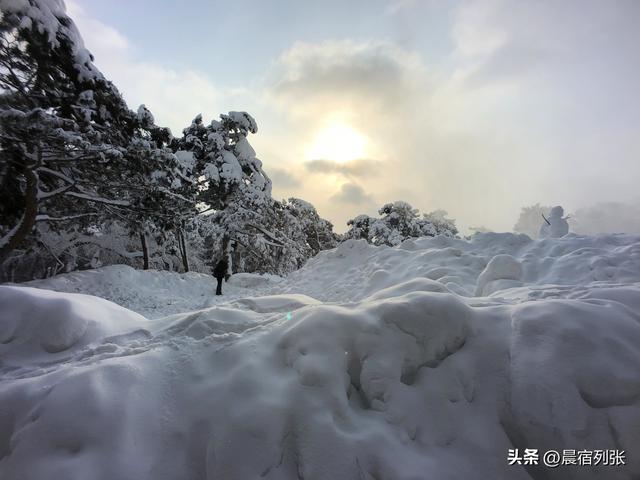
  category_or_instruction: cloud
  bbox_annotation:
[268,40,427,117]
[330,182,375,206]
[305,158,382,178]
[386,0,420,15]
[570,202,640,235]
[268,167,301,189]
[62,2,640,236]
[263,40,431,230]
[269,11,640,234]
[66,1,220,135]
[442,0,640,222]
[451,0,640,99]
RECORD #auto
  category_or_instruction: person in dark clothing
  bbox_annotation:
[213,258,229,296]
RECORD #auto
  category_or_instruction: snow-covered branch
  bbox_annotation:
[36,166,74,184]
[38,183,74,200]
[35,213,99,222]
[64,191,130,206]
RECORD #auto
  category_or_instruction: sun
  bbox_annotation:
[306,124,366,163]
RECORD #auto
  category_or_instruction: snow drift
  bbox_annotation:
[1,233,640,479]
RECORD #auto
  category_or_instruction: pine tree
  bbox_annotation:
[282,198,338,255]
[1,1,339,279]
[0,0,136,265]
[172,112,272,271]
[122,105,196,270]
[343,214,376,242]
[344,201,458,246]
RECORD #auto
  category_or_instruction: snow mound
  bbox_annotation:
[234,293,320,313]
[2,285,639,479]
[2,233,640,479]
[157,306,266,340]
[364,277,450,300]
[0,286,146,366]
[200,291,474,479]
[281,232,640,300]
[504,298,640,478]
[475,254,523,296]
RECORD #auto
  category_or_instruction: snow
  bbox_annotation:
[224,111,258,134]
[227,271,283,288]
[64,191,130,206]
[174,150,196,173]
[0,285,147,367]
[25,265,282,319]
[1,232,640,479]
[234,137,257,162]
[136,104,154,127]
[0,0,101,81]
[219,150,243,183]
[539,205,570,238]
[475,254,523,296]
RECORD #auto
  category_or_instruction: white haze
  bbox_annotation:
[69,0,640,234]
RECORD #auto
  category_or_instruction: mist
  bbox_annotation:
[65,0,640,234]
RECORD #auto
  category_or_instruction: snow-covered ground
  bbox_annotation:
[1,232,640,479]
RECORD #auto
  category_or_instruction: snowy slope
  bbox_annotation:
[1,233,640,480]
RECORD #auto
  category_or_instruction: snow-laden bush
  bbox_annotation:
[343,201,458,246]
[513,203,552,239]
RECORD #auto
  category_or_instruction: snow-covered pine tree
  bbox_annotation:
[343,214,376,242]
[375,201,421,245]
[281,198,339,256]
[169,111,340,276]
[172,112,274,272]
[122,105,196,270]
[0,1,339,280]
[513,203,551,239]
[420,209,459,237]
[0,2,200,279]
[0,0,139,273]
[343,201,458,246]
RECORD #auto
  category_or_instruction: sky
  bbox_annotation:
[67,0,640,233]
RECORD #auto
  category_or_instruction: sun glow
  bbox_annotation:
[306,124,367,163]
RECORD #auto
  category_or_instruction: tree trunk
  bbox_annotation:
[140,232,149,270]
[176,230,183,270]
[222,232,233,274]
[178,228,189,272]
[0,166,38,263]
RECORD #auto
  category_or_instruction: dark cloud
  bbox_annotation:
[305,158,382,177]
[330,182,375,205]
[268,167,301,189]
[269,40,425,113]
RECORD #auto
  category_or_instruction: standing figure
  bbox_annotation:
[213,257,229,296]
